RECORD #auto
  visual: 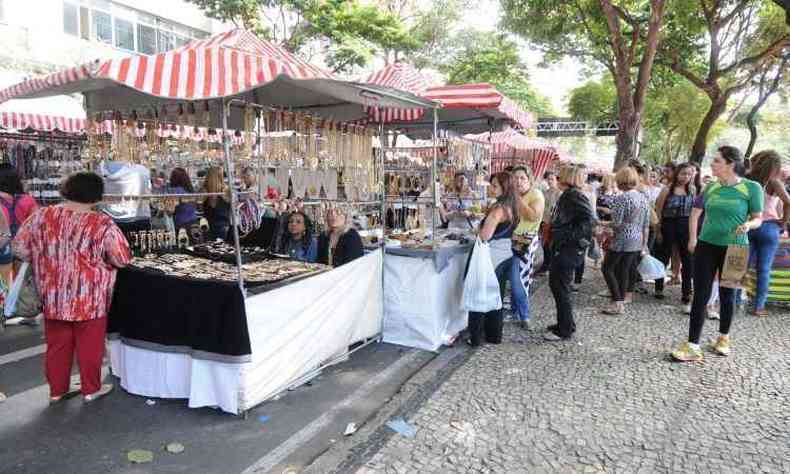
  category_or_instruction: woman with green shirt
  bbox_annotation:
[510,167,545,329]
[671,146,763,362]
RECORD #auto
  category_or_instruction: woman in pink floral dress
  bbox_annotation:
[14,172,131,403]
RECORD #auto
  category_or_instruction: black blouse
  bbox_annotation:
[317,228,364,267]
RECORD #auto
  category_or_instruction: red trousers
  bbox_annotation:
[44,317,107,397]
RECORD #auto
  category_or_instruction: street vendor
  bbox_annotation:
[443,172,480,231]
[510,166,545,330]
[278,211,317,263]
[317,206,364,267]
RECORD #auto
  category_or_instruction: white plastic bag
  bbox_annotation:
[637,254,666,281]
[4,262,28,317]
[461,238,503,313]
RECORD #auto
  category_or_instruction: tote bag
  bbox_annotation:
[4,262,42,318]
[461,238,503,313]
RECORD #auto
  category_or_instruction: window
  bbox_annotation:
[63,2,79,36]
[114,17,134,50]
[157,29,175,52]
[137,23,156,54]
[174,35,190,48]
[92,10,112,44]
[80,7,90,40]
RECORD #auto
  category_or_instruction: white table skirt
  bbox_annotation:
[382,251,469,351]
[109,250,384,414]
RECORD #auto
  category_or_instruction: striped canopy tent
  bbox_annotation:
[364,63,436,123]
[0,29,436,129]
[0,111,87,134]
[363,63,533,136]
[467,129,560,179]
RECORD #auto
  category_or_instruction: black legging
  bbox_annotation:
[655,218,693,299]
[602,251,641,302]
[689,241,736,344]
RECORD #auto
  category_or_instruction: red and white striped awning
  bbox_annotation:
[423,84,532,129]
[364,63,435,123]
[0,29,332,104]
[468,129,560,179]
[363,64,533,131]
[0,112,86,133]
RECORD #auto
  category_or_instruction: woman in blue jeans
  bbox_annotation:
[745,150,790,315]
[466,172,518,346]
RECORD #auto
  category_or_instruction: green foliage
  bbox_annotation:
[640,81,726,164]
[187,0,417,73]
[403,0,470,69]
[440,32,555,116]
[567,79,617,123]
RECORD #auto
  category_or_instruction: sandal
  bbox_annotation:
[602,304,625,315]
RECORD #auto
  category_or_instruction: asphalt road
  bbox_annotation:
[0,321,435,474]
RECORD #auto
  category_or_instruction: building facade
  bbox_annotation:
[0,0,229,76]
[0,0,230,115]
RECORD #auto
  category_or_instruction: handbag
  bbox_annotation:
[4,262,41,318]
[461,238,503,313]
[720,244,749,289]
[511,232,537,257]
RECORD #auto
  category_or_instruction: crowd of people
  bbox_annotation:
[467,146,789,363]
[0,144,787,404]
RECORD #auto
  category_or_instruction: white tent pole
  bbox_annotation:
[222,97,246,295]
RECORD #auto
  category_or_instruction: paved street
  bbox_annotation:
[334,273,790,474]
[0,327,434,474]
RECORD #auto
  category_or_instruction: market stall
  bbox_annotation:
[467,128,561,179]
[0,29,438,414]
[363,63,531,351]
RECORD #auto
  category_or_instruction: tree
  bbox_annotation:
[502,0,668,169]
[772,0,790,25]
[441,32,555,116]
[641,80,726,164]
[744,53,789,157]
[567,79,618,123]
[662,0,790,162]
[187,0,417,73]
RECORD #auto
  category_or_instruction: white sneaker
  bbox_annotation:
[707,309,720,320]
[83,384,114,402]
[682,304,692,315]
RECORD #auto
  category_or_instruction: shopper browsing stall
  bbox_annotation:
[0,164,38,289]
[13,172,131,403]
[653,163,697,303]
[537,171,561,275]
[467,172,518,346]
[671,146,763,362]
[318,206,364,267]
[510,166,544,329]
[600,167,650,316]
[545,165,595,341]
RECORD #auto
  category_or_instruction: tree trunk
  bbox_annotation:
[690,97,728,163]
[745,106,759,159]
[613,110,639,170]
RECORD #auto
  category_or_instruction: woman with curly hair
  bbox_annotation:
[280,211,317,263]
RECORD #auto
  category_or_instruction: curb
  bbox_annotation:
[303,343,473,474]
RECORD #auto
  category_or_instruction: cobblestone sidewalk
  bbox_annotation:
[355,274,790,474]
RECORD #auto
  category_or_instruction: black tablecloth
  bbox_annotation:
[107,267,252,363]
